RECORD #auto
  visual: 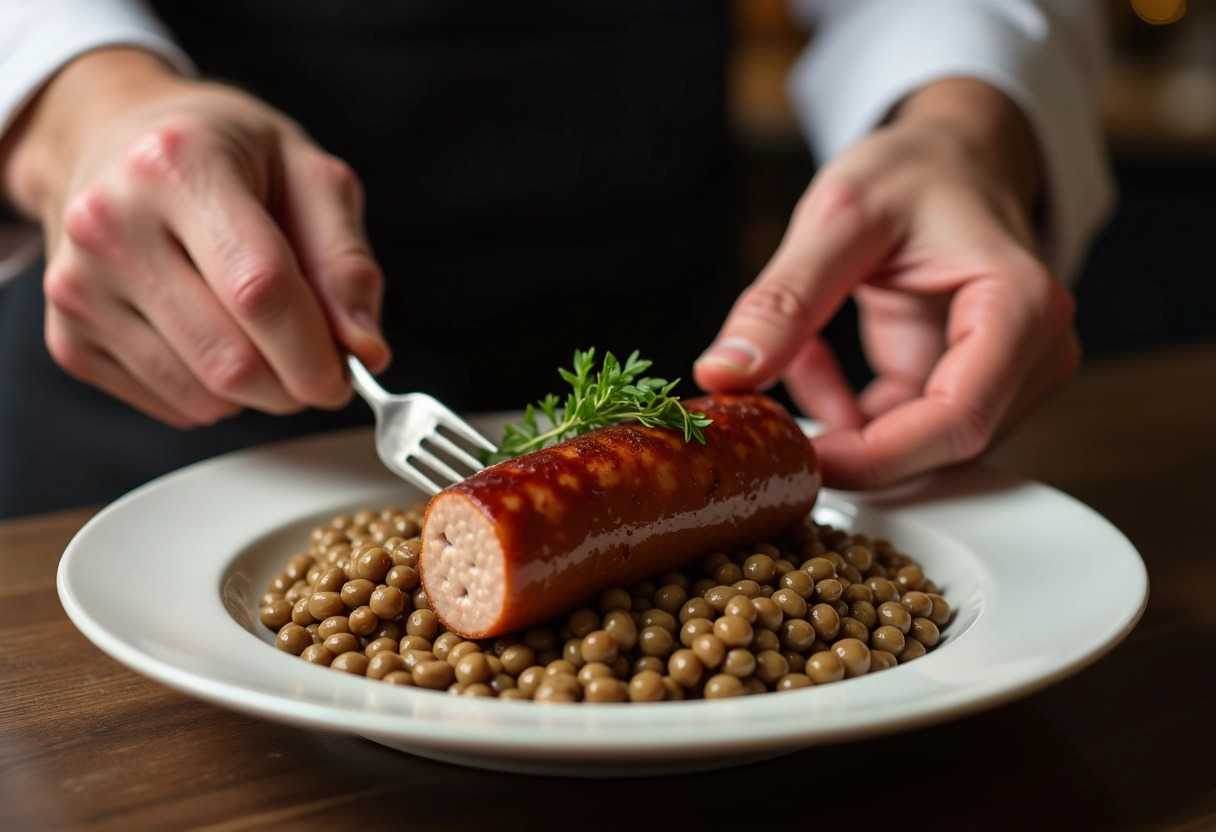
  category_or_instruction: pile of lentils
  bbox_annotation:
[260,506,951,702]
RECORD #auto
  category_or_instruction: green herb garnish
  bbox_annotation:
[489,348,713,463]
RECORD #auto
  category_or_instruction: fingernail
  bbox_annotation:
[352,308,382,340]
[696,336,760,374]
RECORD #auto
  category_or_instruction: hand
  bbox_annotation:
[0,48,390,428]
[694,80,1078,489]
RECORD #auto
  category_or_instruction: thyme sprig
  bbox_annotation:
[489,348,713,463]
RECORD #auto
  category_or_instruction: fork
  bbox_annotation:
[347,355,498,495]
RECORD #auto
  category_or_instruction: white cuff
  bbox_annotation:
[0,0,194,286]
[789,0,1115,282]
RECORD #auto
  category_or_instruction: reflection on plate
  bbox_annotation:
[58,420,1148,777]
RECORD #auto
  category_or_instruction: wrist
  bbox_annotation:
[891,78,1043,220]
[1,47,186,221]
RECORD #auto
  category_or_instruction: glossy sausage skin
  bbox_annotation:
[420,394,820,639]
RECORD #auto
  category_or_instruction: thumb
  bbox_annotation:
[279,145,391,373]
[694,182,890,392]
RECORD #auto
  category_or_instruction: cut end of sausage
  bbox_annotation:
[420,492,506,639]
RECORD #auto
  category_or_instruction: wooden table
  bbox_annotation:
[3,340,1215,832]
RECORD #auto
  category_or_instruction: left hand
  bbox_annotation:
[694,80,1079,489]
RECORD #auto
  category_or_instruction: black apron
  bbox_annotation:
[0,1,736,518]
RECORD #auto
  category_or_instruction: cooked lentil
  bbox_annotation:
[262,507,952,701]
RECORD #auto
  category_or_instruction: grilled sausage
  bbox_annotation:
[420,393,820,639]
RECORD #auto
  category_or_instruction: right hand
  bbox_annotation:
[0,48,390,428]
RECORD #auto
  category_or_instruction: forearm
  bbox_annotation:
[1,47,184,223]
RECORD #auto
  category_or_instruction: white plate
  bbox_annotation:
[58,420,1148,777]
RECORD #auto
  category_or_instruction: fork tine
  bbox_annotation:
[435,410,498,453]
[394,463,444,496]
[411,448,466,487]
[426,431,486,473]
[347,358,495,492]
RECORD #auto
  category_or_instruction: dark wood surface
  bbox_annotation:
[3,340,1215,832]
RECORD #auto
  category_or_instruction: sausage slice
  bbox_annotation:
[421,393,820,638]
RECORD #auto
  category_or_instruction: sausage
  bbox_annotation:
[420,393,821,639]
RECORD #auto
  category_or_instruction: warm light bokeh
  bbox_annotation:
[1131,0,1187,24]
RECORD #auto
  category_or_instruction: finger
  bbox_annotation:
[812,397,981,490]
[853,286,949,415]
[841,287,951,420]
[694,181,897,392]
[279,148,390,373]
[857,376,923,420]
[813,271,1067,489]
[94,306,243,426]
[128,131,349,408]
[54,200,302,416]
[134,239,305,415]
[43,265,242,426]
[993,327,1081,438]
[45,308,195,429]
[782,338,866,430]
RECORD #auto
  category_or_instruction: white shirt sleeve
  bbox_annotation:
[0,0,194,285]
[789,0,1115,282]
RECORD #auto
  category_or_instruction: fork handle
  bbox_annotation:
[346,354,388,412]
